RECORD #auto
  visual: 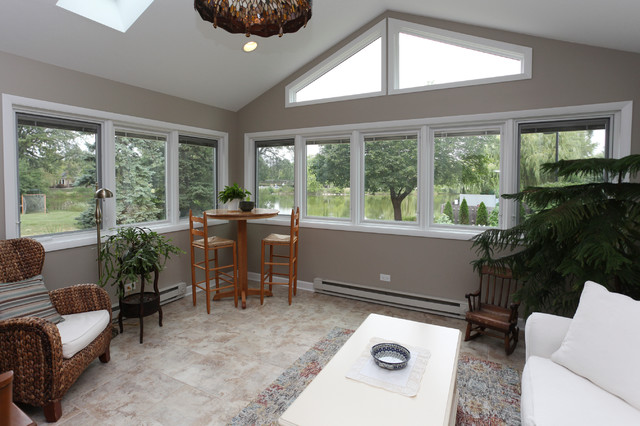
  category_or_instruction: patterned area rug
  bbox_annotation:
[230,327,521,425]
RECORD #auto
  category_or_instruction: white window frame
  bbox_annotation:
[388,18,532,95]
[2,94,229,251]
[285,20,387,108]
[244,101,632,240]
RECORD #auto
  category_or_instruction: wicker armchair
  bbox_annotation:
[0,238,112,422]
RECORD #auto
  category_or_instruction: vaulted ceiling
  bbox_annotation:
[1,0,639,112]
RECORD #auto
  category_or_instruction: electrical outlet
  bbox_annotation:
[124,283,135,293]
[380,274,391,282]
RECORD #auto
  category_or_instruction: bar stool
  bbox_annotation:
[260,207,300,305]
[189,210,238,313]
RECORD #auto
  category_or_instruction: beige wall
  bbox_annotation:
[0,50,238,298]
[237,12,640,301]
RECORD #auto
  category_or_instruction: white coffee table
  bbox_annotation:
[279,313,461,426]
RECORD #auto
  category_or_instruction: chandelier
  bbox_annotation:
[194,0,312,38]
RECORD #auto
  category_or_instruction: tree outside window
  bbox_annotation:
[115,131,167,225]
[256,140,294,212]
[364,134,418,222]
[306,138,350,219]
[433,130,501,226]
[17,114,99,237]
[178,136,217,217]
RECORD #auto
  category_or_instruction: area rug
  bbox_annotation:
[230,327,521,425]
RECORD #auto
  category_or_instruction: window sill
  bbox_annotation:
[248,215,486,241]
[33,219,229,252]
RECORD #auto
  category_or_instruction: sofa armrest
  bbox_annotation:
[49,284,112,316]
[525,312,572,360]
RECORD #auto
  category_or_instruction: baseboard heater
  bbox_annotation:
[111,282,187,319]
[313,278,466,319]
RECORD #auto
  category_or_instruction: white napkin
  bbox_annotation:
[345,337,431,397]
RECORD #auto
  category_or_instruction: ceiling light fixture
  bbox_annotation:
[243,41,258,52]
[194,0,312,38]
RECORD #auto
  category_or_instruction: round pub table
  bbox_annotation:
[205,208,279,308]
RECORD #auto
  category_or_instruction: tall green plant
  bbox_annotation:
[476,202,489,226]
[459,198,469,224]
[443,201,454,222]
[471,155,640,316]
[99,227,183,298]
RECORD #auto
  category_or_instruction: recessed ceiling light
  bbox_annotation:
[56,0,155,33]
[243,41,258,53]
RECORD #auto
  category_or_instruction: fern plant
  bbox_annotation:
[471,155,640,316]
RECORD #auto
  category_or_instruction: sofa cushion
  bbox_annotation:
[56,310,110,359]
[550,281,640,411]
[0,275,64,324]
[522,356,640,426]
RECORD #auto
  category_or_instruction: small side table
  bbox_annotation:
[118,267,163,343]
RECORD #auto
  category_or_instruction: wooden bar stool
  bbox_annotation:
[260,207,300,305]
[189,210,238,313]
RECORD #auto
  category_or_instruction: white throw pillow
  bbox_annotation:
[551,281,640,410]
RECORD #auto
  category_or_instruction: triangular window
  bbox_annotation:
[286,21,386,107]
[389,18,531,94]
[285,17,532,107]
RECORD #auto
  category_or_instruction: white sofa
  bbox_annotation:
[521,290,640,426]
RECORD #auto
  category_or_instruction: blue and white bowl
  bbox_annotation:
[371,343,411,370]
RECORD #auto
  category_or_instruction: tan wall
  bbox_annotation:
[237,12,640,301]
[0,50,238,298]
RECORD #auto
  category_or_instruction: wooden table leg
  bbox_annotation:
[237,220,248,309]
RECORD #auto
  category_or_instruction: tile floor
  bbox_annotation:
[19,286,526,425]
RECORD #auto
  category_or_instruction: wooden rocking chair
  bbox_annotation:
[465,266,520,355]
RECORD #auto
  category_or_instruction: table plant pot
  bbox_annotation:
[239,200,255,211]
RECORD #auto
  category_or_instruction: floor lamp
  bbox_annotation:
[95,186,113,281]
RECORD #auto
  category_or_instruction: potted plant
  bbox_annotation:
[471,155,640,316]
[98,226,183,343]
[218,183,252,211]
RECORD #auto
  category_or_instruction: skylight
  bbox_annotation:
[56,0,155,33]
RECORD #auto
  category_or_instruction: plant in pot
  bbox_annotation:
[471,155,640,317]
[218,183,253,211]
[98,226,183,343]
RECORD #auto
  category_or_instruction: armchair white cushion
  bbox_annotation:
[56,309,111,359]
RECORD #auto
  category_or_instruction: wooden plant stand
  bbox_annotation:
[118,267,162,343]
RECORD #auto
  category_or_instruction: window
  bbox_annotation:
[433,130,501,227]
[245,101,630,240]
[255,139,295,212]
[363,133,418,223]
[16,114,100,237]
[295,38,382,103]
[178,135,218,218]
[390,19,530,94]
[519,118,609,189]
[306,138,350,219]
[285,18,531,106]
[115,130,167,225]
[286,20,386,107]
[3,94,229,248]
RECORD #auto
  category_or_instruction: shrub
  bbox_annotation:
[443,201,454,223]
[488,203,499,227]
[459,198,469,225]
[476,202,488,226]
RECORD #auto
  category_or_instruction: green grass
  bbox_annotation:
[20,211,89,237]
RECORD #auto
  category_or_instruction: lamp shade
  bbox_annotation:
[194,0,312,38]
[95,188,113,199]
